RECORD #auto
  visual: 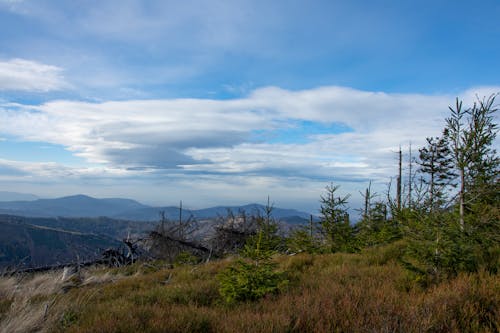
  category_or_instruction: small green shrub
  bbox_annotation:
[174,251,200,266]
[217,259,288,303]
[60,309,79,329]
[287,229,321,254]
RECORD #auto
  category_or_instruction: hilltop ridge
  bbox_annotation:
[0,194,316,224]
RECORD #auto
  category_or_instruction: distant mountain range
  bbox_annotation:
[0,195,317,269]
[0,194,148,218]
[0,194,316,224]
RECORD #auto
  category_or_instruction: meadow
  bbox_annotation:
[1,241,498,333]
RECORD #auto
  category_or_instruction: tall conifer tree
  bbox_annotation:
[418,134,456,212]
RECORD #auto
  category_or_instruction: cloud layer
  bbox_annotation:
[0,59,67,92]
[2,85,498,187]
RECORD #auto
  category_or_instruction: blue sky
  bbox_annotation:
[0,0,499,213]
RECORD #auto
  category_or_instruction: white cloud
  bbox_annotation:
[0,85,498,211]
[0,58,68,92]
[0,158,139,180]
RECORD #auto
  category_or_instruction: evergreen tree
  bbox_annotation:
[403,94,499,283]
[218,198,288,303]
[445,98,468,229]
[356,200,401,246]
[287,215,321,253]
[319,184,355,252]
[418,134,456,212]
[445,95,499,229]
[463,95,499,205]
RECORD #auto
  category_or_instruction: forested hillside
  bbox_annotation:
[0,219,121,269]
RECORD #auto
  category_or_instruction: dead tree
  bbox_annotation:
[209,209,258,256]
[142,205,207,262]
[397,146,402,211]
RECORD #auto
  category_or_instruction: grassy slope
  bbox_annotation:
[1,242,499,333]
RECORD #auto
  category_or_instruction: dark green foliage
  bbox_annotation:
[462,95,499,192]
[217,199,289,303]
[60,309,79,329]
[286,214,321,254]
[362,240,408,266]
[401,94,499,285]
[240,231,276,261]
[465,200,500,274]
[241,217,283,260]
[286,228,321,254]
[418,134,456,211]
[319,184,356,252]
[217,259,287,303]
[174,251,201,266]
[356,201,401,247]
[445,95,499,227]
[401,201,498,286]
[402,212,473,285]
[239,200,285,260]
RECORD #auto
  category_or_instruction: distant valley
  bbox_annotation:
[0,194,316,269]
[0,217,122,270]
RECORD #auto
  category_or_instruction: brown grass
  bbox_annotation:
[0,266,126,332]
[1,248,498,333]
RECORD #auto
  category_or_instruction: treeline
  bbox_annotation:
[219,95,498,301]
[288,94,499,285]
[146,94,498,301]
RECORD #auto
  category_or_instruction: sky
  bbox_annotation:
[0,0,499,214]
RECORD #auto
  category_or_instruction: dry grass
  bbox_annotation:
[1,248,498,333]
[0,270,65,333]
[0,266,126,332]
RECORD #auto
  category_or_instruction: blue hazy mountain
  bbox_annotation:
[192,203,314,220]
[0,194,316,224]
[114,203,316,224]
[113,206,188,222]
[0,194,149,218]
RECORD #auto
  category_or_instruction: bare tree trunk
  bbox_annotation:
[459,168,465,231]
[429,148,435,213]
[362,180,373,220]
[408,143,412,209]
[434,231,440,276]
[397,147,402,211]
[179,200,183,239]
[364,187,369,219]
[309,215,313,238]
[265,196,272,242]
